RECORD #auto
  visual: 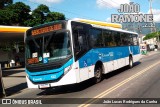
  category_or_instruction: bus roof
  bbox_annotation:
[72,18,122,29]
[91,24,138,35]
[0,25,30,33]
[70,19,138,35]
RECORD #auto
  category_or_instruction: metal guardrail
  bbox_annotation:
[0,64,6,98]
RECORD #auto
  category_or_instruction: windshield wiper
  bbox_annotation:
[30,36,40,48]
[44,32,55,50]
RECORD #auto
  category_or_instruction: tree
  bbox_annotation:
[6,2,31,26]
[45,12,65,23]
[0,0,13,9]
[143,31,160,41]
[32,4,50,25]
[0,2,65,26]
[0,10,14,25]
[30,4,65,26]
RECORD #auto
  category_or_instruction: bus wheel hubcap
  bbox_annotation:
[95,69,101,78]
[130,59,133,67]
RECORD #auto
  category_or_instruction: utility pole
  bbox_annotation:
[148,0,156,33]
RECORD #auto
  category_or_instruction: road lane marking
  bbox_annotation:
[79,60,160,107]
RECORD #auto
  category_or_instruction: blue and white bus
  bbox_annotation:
[25,19,141,88]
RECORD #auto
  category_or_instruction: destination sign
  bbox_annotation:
[31,24,62,36]
[27,58,39,64]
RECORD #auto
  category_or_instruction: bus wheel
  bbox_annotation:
[129,56,133,68]
[94,66,102,83]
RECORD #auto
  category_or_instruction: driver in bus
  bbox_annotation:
[50,43,58,57]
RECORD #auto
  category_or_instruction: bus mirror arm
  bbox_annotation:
[44,33,55,50]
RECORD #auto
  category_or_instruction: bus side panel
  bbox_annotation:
[105,57,128,74]
[88,65,95,79]
[79,67,89,81]
[74,61,81,83]
[125,57,130,66]
[131,45,141,63]
[78,47,130,74]
[113,60,119,70]
[77,46,141,83]
[106,61,114,73]
[117,57,126,69]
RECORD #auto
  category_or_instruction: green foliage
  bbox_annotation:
[0,10,14,25]
[143,31,160,40]
[31,4,50,25]
[0,2,66,27]
[45,12,65,23]
[30,5,65,27]
[0,0,13,9]
[5,2,31,26]
[34,4,50,13]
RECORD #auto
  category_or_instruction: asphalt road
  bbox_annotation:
[3,52,160,107]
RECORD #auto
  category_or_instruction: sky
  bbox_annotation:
[13,0,160,23]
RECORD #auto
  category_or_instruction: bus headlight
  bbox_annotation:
[64,65,72,75]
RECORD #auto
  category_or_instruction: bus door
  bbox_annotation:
[128,35,133,55]
[72,22,90,81]
[78,33,89,81]
[129,46,133,55]
[128,34,138,55]
[121,33,133,57]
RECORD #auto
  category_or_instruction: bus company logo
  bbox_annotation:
[111,2,155,28]
[51,75,56,79]
[33,78,43,81]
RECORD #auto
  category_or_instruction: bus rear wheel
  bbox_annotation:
[94,66,102,83]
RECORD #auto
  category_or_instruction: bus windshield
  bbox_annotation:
[26,31,72,65]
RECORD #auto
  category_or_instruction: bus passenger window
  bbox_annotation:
[90,29,103,47]
[121,33,131,46]
[103,30,115,47]
[133,34,138,45]
[113,32,121,46]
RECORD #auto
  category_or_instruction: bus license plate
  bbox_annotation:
[39,84,50,89]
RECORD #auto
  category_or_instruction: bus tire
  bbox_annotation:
[128,56,133,68]
[94,65,102,83]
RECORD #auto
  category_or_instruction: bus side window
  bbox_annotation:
[89,29,103,47]
[113,31,121,46]
[128,34,134,45]
[121,33,131,46]
[132,34,138,45]
[103,30,115,47]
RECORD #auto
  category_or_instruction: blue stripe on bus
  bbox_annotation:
[26,58,73,82]
[29,70,64,83]
[79,46,140,68]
